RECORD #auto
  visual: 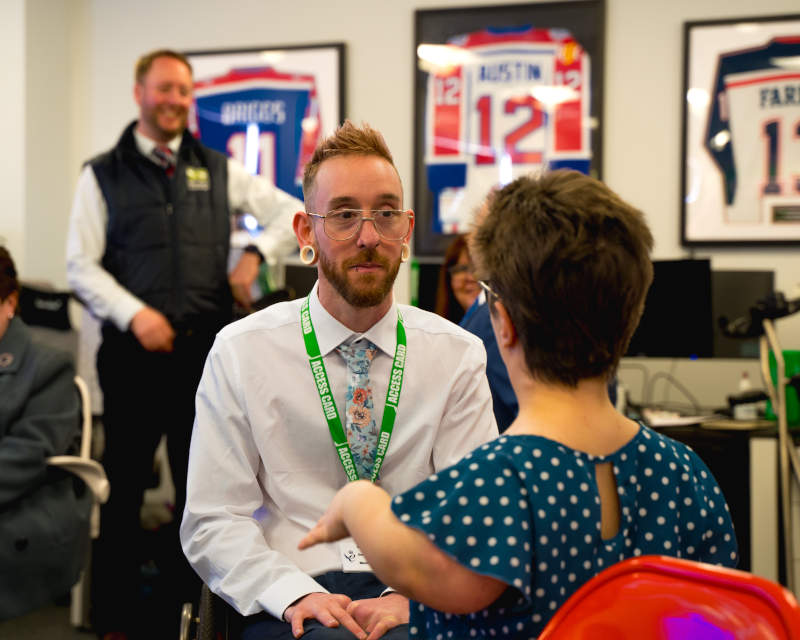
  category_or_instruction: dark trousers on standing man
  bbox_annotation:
[91,323,218,639]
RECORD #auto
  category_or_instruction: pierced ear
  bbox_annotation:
[405,209,415,241]
[293,211,315,248]
[492,300,517,348]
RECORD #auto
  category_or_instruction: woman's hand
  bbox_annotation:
[298,480,371,549]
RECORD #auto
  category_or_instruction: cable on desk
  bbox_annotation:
[618,362,650,404]
[645,371,702,414]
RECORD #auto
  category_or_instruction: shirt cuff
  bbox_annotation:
[111,297,146,332]
[257,571,330,620]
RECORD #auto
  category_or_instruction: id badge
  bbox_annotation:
[339,539,372,573]
[185,166,210,191]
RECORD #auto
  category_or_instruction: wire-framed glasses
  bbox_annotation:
[478,280,501,302]
[307,209,414,241]
[448,263,474,277]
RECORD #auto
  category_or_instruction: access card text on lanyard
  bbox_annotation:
[300,295,406,482]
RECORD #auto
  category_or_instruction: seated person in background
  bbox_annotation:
[181,120,497,640]
[433,234,479,324]
[459,290,517,432]
[458,199,517,433]
[0,246,90,620]
[299,170,738,638]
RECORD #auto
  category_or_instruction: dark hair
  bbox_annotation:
[472,170,654,386]
[135,49,193,84]
[434,234,470,323]
[302,120,397,208]
[0,246,19,301]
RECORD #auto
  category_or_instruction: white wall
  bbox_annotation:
[23,0,79,287]
[0,0,25,263]
[8,0,800,405]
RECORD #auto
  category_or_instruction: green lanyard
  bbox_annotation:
[300,295,407,483]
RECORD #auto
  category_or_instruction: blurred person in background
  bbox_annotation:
[0,246,90,621]
[65,48,303,639]
[433,234,479,324]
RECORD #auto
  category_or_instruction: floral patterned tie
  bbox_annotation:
[336,339,379,479]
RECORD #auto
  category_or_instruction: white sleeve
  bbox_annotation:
[433,338,499,469]
[226,159,303,262]
[65,166,145,331]
[180,337,327,618]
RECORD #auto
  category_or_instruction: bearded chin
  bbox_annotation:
[144,106,186,138]
[319,251,400,308]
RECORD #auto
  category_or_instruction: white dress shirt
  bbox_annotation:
[65,128,303,330]
[180,284,498,618]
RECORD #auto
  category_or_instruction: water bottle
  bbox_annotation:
[734,372,758,420]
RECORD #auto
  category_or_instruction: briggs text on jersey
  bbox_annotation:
[220,100,287,126]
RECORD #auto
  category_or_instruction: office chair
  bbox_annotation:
[538,555,800,639]
[46,375,110,628]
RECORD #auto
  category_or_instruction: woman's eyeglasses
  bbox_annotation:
[448,264,474,277]
[478,280,501,302]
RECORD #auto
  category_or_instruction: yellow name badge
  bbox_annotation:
[185,167,210,191]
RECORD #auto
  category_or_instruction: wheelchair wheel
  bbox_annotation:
[179,601,196,640]
[196,583,216,639]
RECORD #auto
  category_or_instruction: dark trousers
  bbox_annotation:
[91,325,217,638]
[242,572,409,640]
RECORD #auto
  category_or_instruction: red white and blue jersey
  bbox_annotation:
[424,26,592,233]
[191,67,321,200]
[706,38,800,224]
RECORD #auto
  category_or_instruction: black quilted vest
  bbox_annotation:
[90,122,232,328]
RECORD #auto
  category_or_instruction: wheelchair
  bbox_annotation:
[179,583,244,640]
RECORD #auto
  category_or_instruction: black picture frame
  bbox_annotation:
[413,1,605,257]
[184,42,346,202]
[680,15,800,246]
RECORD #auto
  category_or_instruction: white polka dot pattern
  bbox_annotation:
[392,425,738,639]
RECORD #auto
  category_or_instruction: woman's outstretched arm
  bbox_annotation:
[298,480,507,614]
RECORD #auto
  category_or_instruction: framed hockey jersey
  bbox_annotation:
[414,2,604,256]
[185,43,345,202]
[682,15,800,245]
[193,66,320,200]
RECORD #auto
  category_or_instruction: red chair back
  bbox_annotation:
[538,555,800,639]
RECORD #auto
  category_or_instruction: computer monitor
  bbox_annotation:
[413,261,441,312]
[284,261,317,298]
[712,270,774,358]
[626,259,714,359]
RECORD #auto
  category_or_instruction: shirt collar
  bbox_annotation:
[133,127,182,161]
[307,282,399,358]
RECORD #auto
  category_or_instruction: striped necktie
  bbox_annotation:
[153,145,175,178]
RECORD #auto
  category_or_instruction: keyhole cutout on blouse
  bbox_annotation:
[595,461,621,540]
